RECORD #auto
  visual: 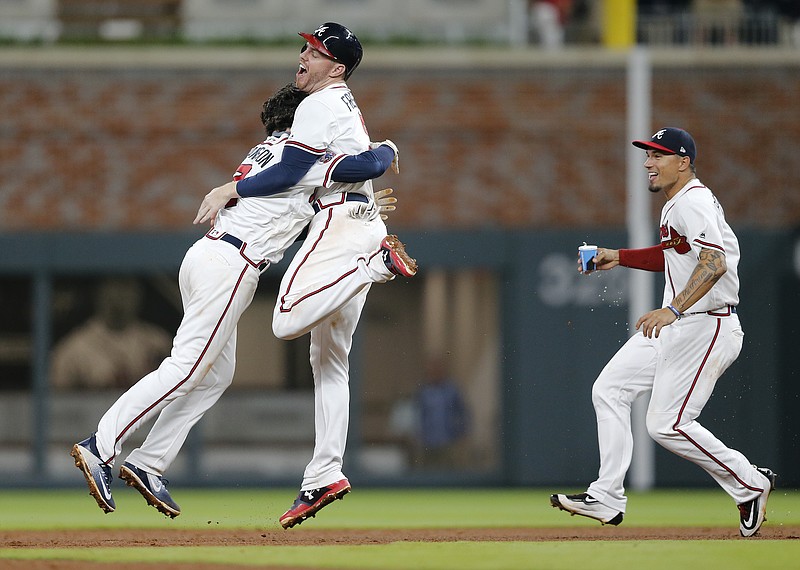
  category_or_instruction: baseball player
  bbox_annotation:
[550,128,776,537]
[70,83,401,518]
[194,22,417,529]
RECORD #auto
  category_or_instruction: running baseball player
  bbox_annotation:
[70,83,401,518]
[550,128,776,537]
[195,22,417,529]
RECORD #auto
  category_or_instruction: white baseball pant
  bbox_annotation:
[587,313,767,512]
[273,196,393,490]
[94,236,262,474]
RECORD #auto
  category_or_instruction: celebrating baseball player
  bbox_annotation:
[550,128,776,537]
[196,22,418,530]
[70,83,402,518]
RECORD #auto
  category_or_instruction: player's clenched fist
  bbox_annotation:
[194,180,240,225]
[371,140,399,174]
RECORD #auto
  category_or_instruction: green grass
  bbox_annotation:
[1,488,799,569]
[3,542,799,570]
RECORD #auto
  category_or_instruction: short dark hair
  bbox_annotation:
[260,83,308,135]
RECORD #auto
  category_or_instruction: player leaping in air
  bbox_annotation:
[71,79,411,519]
[196,22,418,529]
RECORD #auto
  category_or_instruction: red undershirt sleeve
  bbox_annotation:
[618,245,665,272]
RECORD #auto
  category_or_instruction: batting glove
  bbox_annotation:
[374,187,397,221]
[371,139,399,174]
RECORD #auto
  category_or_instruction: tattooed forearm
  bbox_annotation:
[671,248,727,312]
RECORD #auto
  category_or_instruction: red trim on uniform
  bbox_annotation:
[671,319,764,493]
[323,154,347,187]
[235,242,267,271]
[665,263,677,300]
[695,239,724,252]
[204,231,266,271]
[314,193,348,211]
[285,139,326,155]
[277,209,381,314]
[707,306,735,317]
[109,265,251,462]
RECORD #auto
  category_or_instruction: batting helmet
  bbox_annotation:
[299,22,363,80]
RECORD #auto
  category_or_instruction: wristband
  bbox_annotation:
[667,305,682,319]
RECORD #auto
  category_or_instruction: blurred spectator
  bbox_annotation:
[415,357,470,469]
[50,277,172,390]
[691,0,745,44]
[530,0,574,49]
[770,0,800,46]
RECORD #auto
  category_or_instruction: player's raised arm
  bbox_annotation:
[194,143,398,225]
[193,146,317,225]
[329,143,397,183]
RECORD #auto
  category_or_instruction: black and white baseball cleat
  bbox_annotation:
[119,462,181,518]
[738,466,777,537]
[71,434,115,513]
[550,492,623,526]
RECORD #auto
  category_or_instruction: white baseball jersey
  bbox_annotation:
[287,83,373,201]
[659,178,740,312]
[211,131,343,265]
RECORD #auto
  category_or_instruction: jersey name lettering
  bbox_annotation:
[340,92,358,112]
[246,146,275,169]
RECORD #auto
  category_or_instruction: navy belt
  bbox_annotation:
[312,192,369,214]
[218,233,267,271]
[685,305,737,317]
[707,305,736,317]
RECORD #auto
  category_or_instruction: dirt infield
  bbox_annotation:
[4,525,800,548]
[3,526,799,570]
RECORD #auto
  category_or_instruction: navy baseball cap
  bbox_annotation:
[299,23,363,80]
[632,127,697,164]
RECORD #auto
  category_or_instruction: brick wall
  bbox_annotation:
[1,51,798,231]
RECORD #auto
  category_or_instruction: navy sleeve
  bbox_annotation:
[331,144,394,183]
[236,146,318,198]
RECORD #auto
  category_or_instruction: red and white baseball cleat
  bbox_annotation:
[380,234,417,278]
[279,478,351,529]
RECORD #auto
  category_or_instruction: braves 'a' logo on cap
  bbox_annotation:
[314,24,329,37]
[654,129,667,139]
